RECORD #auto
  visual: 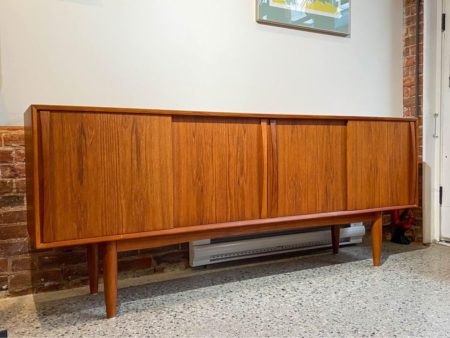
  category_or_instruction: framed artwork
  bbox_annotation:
[256,0,350,36]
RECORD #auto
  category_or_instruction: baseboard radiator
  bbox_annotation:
[189,223,366,267]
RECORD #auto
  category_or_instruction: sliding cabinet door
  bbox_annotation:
[347,121,417,210]
[39,112,174,242]
[269,120,347,217]
[173,117,266,227]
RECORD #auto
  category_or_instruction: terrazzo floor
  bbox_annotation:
[1,240,450,337]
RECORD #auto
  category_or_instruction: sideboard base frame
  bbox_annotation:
[89,212,383,319]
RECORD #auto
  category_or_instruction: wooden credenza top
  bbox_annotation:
[30,105,417,122]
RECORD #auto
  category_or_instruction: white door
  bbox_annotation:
[441,0,450,239]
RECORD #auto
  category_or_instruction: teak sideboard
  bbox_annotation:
[25,105,418,318]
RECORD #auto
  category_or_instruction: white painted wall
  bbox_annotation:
[0,0,403,126]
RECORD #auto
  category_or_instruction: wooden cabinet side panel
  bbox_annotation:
[40,112,173,242]
[271,120,347,217]
[24,106,41,247]
[172,117,264,227]
[347,121,413,210]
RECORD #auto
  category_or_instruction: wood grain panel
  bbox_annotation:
[347,121,413,209]
[39,112,173,242]
[172,116,264,227]
[270,120,347,217]
[118,116,173,234]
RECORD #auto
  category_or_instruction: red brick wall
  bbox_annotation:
[402,0,423,242]
[0,128,28,293]
[0,128,188,296]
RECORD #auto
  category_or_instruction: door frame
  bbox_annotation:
[422,0,443,243]
[439,0,450,241]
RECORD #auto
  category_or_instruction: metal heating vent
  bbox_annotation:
[189,223,365,267]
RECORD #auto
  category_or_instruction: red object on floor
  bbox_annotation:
[390,209,415,245]
[390,209,415,231]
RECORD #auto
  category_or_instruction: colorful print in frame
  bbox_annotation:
[257,0,350,36]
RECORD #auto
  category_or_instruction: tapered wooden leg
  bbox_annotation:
[87,244,99,294]
[371,213,383,267]
[103,241,118,318]
[331,225,340,254]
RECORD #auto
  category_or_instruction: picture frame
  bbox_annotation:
[256,0,351,36]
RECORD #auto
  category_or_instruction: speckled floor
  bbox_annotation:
[1,240,450,338]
